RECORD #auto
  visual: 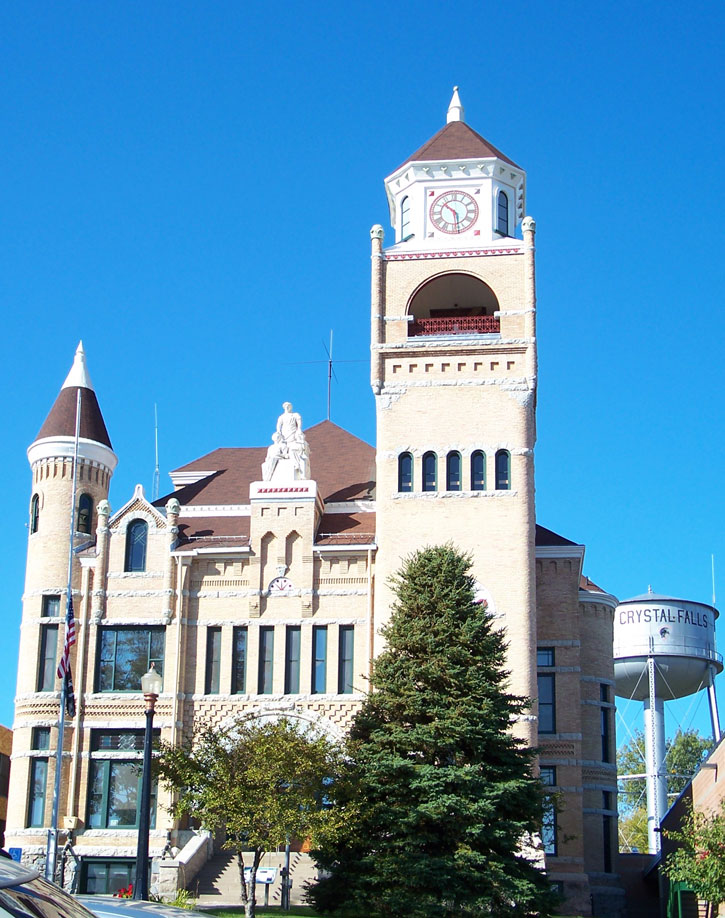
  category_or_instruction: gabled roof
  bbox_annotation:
[34,343,112,448]
[535,524,578,547]
[163,421,375,507]
[400,120,520,171]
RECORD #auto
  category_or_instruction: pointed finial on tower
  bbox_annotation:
[648,584,653,595]
[61,340,94,391]
[447,86,464,123]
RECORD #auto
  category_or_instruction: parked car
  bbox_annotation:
[76,898,209,918]
[0,858,97,918]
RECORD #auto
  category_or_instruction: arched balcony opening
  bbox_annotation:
[407,273,500,337]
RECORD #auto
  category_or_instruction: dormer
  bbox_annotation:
[384,88,526,249]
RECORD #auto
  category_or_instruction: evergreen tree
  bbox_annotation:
[310,545,556,917]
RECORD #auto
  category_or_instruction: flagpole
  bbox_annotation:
[46,389,82,882]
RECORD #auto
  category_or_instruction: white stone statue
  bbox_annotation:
[261,402,310,481]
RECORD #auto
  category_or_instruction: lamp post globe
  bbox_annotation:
[133,664,161,900]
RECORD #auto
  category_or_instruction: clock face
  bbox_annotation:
[269,576,294,594]
[429,190,478,234]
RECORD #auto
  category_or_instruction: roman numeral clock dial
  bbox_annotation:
[429,190,478,234]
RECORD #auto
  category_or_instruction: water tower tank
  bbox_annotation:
[614,593,722,699]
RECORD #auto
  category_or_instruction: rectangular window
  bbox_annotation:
[81,860,135,896]
[0,754,10,798]
[338,626,354,694]
[312,626,328,694]
[87,731,158,830]
[205,627,221,694]
[32,727,51,751]
[232,627,247,694]
[258,627,274,694]
[540,766,557,855]
[537,647,555,667]
[27,758,48,828]
[37,624,59,692]
[284,626,301,694]
[538,673,556,734]
[42,595,61,617]
[603,791,613,873]
[601,707,611,763]
[97,627,164,692]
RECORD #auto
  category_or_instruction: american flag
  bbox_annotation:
[57,594,76,680]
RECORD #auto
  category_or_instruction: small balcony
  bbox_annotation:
[409,314,500,337]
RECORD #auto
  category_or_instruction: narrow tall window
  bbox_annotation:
[422,452,437,492]
[258,627,274,694]
[232,627,247,694]
[42,595,61,618]
[37,624,58,692]
[540,766,557,855]
[312,626,328,694]
[603,791,613,872]
[205,627,221,694]
[538,674,556,734]
[124,520,148,573]
[285,626,301,694]
[87,730,158,830]
[497,190,509,236]
[401,196,411,239]
[338,626,354,694]
[30,494,40,534]
[398,453,413,492]
[77,493,93,535]
[600,684,611,763]
[27,758,48,827]
[471,451,486,490]
[446,452,462,491]
[495,450,510,490]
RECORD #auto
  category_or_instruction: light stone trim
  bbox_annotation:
[384,315,414,322]
[179,504,251,517]
[373,337,533,350]
[106,591,171,599]
[381,447,532,459]
[392,489,518,501]
[186,617,367,627]
[108,571,165,580]
[324,500,375,514]
[494,309,536,317]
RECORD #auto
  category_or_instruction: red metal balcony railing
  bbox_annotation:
[408,315,501,337]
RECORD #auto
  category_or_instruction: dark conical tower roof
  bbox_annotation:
[34,342,112,448]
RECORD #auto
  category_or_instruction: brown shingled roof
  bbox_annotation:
[535,524,579,547]
[163,421,375,508]
[400,120,520,170]
[35,386,112,448]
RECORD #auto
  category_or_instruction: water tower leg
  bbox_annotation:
[708,683,721,743]
[644,657,667,854]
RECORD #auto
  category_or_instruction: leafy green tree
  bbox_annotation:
[664,799,725,911]
[618,728,714,852]
[309,545,557,918]
[157,717,344,918]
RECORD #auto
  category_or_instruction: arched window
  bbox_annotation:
[401,196,411,240]
[124,520,148,573]
[495,450,511,490]
[30,494,40,534]
[471,451,486,490]
[422,452,437,492]
[446,452,461,491]
[497,190,509,236]
[77,493,93,535]
[398,452,413,492]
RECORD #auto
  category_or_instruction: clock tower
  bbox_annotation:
[372,88,538,742]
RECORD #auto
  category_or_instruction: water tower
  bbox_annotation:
[614,591,722,853]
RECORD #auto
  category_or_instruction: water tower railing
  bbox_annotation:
[614,641,722,664]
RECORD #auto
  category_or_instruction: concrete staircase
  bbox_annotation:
[191,849,318,908]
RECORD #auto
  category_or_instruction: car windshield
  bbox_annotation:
[0,874,96,918]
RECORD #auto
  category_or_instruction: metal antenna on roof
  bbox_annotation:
[713,554,717,607]
[153,403,160,501]
[323,330,338,420]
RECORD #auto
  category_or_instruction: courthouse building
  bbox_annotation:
[7,89,624,916]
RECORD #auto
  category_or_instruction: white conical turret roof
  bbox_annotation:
[446,86,464,123]
[61,340,94,390]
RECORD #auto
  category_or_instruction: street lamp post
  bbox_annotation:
[133,664,162,900]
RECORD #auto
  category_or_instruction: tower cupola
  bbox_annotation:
[384,87,526,248]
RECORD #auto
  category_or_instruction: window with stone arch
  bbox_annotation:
[77,493,93,535]
[471,451,486,490]
[497,190,509,236]
[398,452,413,492]
[422,452,437,492]
[495,450,511,490]
[446,451,462,491]
[30,494,40,534]
[401,196,411,240]
[124,519,148,573]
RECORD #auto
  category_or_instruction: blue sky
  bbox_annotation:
[1,0,723,746]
